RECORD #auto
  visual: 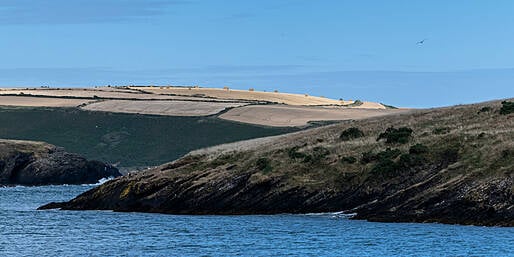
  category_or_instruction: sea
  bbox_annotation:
[1,184,513,257]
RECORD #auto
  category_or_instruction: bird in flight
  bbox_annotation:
[417,39,427,45]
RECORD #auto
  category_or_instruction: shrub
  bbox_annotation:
[500,101,514,115]
[340,127,364,141]
[397,153,425,167]
[341,156,357,164]
[433,127,450,135]
[376,148,402,161]
[360,151,377,164]
[377,127,413,144]
[304,146,330,164]
[409,144,429,155]
[371,159,399,174]
[439,147,459,164]
[288,146,307,160]
[256,158,272,173]
[478,106,492,113]
[360,148,401,164]
[381,103,398,109]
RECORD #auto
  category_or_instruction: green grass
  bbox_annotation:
[0,107,297,167]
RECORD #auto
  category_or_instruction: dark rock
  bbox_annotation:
[0,139,121,186]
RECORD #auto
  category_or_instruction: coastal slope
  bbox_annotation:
[0,139,121,186]
[40,100,514,226]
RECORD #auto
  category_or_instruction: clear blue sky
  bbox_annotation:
[0,0,513,107]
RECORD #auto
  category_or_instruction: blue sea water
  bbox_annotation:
[0,185,513,257]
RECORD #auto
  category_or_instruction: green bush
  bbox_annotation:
[478,106,492,113]
[377,127,413,144]
[288,146,307,159]
[398,153,426,167]
[256,157,272,173]
[500,101,514,115]
[304,146,330,164]
[340,127,364,141]
[360,148,401,164]
[371,159,399,174]
[376,148,402,161]
[409,144,429,154]
[360,151,377,164]
[341,156,357,164]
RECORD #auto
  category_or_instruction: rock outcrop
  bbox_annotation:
[0,140,121,186]
[40,99,514,226]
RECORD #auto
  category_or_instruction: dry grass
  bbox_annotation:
[0,96,93,107]
[82,100,247,116]
[219,105,406,126]
[130,86,385,107]
[0,139,53,158]
[189,98,514,171]
[0,88,230,101]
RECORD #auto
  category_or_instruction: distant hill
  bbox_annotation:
[0,86,395,127]
[0,106,296,168]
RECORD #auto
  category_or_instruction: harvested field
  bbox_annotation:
[82,100,247,116]
[130,86,378,106]
[219,105,408,127]
[0,96,93,107]
[0,88,234,102]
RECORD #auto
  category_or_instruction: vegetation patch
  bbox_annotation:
[478,106,492,114]
[288,146,307,160]
[340,156,357,164]
[377,127,413,144]
[339,127,364,141]
[432,127,451,135]
[500,101,514,115]
[409,144,429,154]
[381,103,398,109]
[256,157,272,173]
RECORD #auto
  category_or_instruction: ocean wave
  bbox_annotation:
[81,177,115,186]
[302,211,356,219]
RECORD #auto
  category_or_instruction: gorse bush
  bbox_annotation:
[288,146,305,159]
[377,127,413,144]
[288,146,329,164]
[409,144,429,154]
[340,156,357,164]
[360,151,377,164]
[360,148,401,164]
[478,106,492,113]
[339,127,364,141]
[500,101,514,115]
[376,148,402,161]
[256,157,272,173]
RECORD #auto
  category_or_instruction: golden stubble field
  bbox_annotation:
[0,86,394,126]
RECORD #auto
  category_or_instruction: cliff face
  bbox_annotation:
[0,140,121,186]
[40,100,514,226]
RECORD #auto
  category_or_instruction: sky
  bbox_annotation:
[0,0,513,107]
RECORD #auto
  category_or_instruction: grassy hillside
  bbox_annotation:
[43,99,514,226]
[0,107,297,167]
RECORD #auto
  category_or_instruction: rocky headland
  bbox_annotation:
[0,139,121,186]
[40,100,514,226]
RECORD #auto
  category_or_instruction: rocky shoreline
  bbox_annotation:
[0,139,121,186]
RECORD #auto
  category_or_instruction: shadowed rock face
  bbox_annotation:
[0,140,121,186]
[39,99,514,226]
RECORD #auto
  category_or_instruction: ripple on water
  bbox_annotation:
[0,185,513,256]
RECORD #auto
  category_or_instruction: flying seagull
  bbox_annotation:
[417,39,427,45]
